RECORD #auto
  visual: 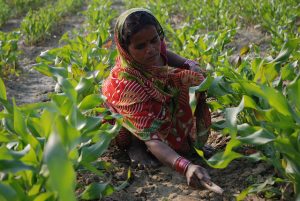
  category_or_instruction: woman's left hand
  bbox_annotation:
[184,59,205,74]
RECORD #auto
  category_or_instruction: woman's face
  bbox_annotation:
[127,25,161,67]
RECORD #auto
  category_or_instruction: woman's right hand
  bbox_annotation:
[185,163,211,188]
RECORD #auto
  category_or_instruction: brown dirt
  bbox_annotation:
[3,2,288,201]
[75,128,278,201]
[3,12,86,105]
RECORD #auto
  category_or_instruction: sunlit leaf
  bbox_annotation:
[80,182,114,200]
[78,94,104,111]
[238,128,275,145]
[0,182,18,201]
[44,133,76,201]
[0,78,7,100]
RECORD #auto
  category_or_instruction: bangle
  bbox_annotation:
[183,59,198,70]
[173,156,191,175]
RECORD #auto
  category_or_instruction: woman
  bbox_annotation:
[102,8,212,188]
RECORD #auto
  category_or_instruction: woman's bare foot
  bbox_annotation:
[127,137,161,169]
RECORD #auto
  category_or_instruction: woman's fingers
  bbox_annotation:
[195,166,211,181]
[200,180,224,195]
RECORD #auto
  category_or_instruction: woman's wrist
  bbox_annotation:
[173,156,192,175]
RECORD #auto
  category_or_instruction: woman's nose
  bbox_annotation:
[146,43,155,54]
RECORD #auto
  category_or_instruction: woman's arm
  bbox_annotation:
[166,50,187,67]
[166,50,203,73]
[145,139,211,186]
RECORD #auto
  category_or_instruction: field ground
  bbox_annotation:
[2,1,295,200]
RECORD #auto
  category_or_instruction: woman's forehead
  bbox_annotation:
[129,25,158,44]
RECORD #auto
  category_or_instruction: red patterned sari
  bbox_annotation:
[102,8,211,153]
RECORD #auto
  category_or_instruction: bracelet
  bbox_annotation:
[173,156,191,175]
[183,59,198,70]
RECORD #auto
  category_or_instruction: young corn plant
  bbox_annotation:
[0,31,20,77]
[0,0,10,27]
[21,6,59,45]
[0,71,124,200]
[194,35,300,200]
[56,0,83,14]
[85,0,117,31]
[20,0,84,45]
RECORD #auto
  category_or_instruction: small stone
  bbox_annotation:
[182,189,191,195]
[169,193,177,199]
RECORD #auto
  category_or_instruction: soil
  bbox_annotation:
[2,1,288,201]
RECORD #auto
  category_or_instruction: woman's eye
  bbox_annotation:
[135,44,145,50]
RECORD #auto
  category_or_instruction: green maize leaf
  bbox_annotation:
[196,138,242,168]
[208,100,223,111]
[203,150,242,169]
[67,105,87,130]
[0,144,30,160]
[287,76,300,115]
[51,94,71,115]
[34,64,68,78]
[0,182,18,201]
[238,128,275,145]
[81,116,102,134]
[78,94,104,111]
[0,160,35,173]
[253,62,279,84]
[28,178,43,196]
[224,97,245,135]
[237,123,261,137]
[192,76,214,92]
[207,76,229,97]
[281,63,296,81]
[114,168,132,191]
[27,109,56,138]
[0,132,18,143]
[79,132,111,163]
[271,48,291,64]
[41,110,57,138]
[80,160,105,177]
[239,81,265,98]
[275,137,300,168]
[80,182,114,200]
[44,133,76,201]
[33,192,54,201]
[27,117,43,138]
[57,77,77,103]
[283,157,300,178]
[240,81,292,117]
[0,112,9,119]
[0,98,13,113]
[244,152,266,162]
[0,78,7,100]
[13,101,28,139]
[54,115,80,150]
[261,85,292,117]
[19,102,51,114]
[21,145,39,166]
[236,177,276,201]
[239,45,250,56]
[75,77,94,95]
[251,58,263,74]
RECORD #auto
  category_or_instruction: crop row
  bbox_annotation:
[0,0,57,27]
[21,0,84,44]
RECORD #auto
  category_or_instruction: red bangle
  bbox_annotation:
[173,156,191,175]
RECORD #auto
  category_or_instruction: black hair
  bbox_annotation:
[120,11,164,50]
